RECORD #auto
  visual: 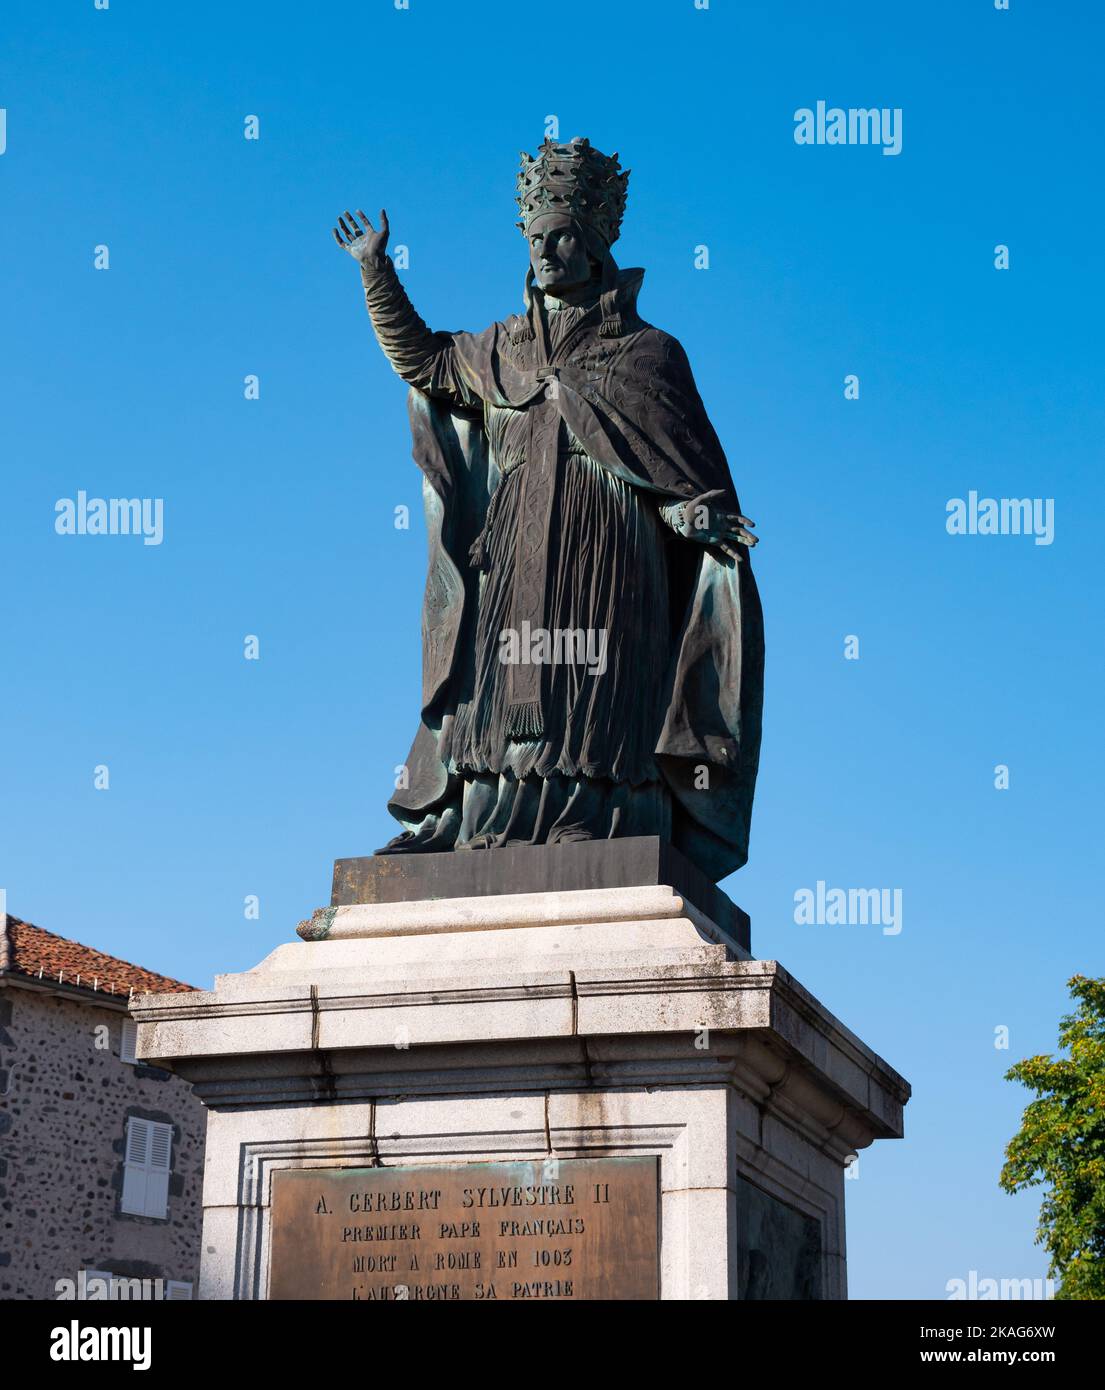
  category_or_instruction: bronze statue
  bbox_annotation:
[333,138,764,881]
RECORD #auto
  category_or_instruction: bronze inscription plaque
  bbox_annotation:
[268,1157,660,1301]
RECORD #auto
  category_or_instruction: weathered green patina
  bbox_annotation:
[332,139,764,882]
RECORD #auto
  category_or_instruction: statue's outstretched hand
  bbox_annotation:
[332,208,389,264]
[674,488,758,562]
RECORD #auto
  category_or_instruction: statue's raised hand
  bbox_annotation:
[332,208,389,264]
[673,488,758,563]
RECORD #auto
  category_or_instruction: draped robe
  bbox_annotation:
[362,256,764,881]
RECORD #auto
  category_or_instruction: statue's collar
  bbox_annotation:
[543,268,643,313]
[514,266,645,348]
[544,289,600,314]
[595,267,644,338]
[612,267,645,314]
[546,269,645,335]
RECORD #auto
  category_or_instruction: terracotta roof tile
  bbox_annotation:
[1,915,196,997]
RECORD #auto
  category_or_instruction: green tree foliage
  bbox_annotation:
[1000,975,1105,1299]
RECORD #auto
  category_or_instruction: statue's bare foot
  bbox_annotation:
[374,827,457,855]
[374,831,422,855]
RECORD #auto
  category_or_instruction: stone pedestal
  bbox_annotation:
[133,858,909,1301]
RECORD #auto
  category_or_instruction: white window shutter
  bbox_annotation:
[121,1118,150,1215]
[120,1018,138,1064]
[126,1117,150,1165]
[122,1118,173,1218]
[165,1280,193,1300]
[146,1122,173,1219]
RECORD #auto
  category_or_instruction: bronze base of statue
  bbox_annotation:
[331,834,751,954]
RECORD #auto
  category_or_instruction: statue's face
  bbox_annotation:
[528,214,595,294]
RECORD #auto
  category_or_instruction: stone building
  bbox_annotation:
[0,915,206,1300]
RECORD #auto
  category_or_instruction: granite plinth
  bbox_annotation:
[132,885,910,1301]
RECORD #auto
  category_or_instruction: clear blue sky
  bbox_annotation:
[2,1,1102,1300]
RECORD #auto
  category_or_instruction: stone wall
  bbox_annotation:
[0,983,206,1300]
